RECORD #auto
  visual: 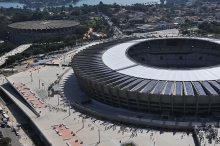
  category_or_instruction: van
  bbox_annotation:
[2,113,9,119]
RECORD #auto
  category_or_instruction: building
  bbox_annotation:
[172,17,185,24]
[8,20,80,42]
[136,24,156,33]
[72,37,220,116]
[157,21,171,29]
[215,12,220,19]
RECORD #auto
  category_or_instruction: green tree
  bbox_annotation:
[182,30,190,35]
[111,17,119,25]
[0,137,12,146]
[75,26,89,35]
[69,4,73,12]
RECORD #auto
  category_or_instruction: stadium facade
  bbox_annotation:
[8,20,80,42]
[72,37,220,116]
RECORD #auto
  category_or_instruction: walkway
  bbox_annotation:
[0,44,31,66]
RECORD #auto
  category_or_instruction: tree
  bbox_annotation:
[0,137,12,146]
[61,5,65,12]
[35,7,40,12]
[69,4,73,12]
[182,30,190,35]
[75,26,89,35]
[111,17,119,25]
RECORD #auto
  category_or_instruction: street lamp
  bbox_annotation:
[68,100,70,116]
[82,117,84,128]
[98,129,100,143]
[58,94,59,106]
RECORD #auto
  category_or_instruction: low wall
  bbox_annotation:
[0,96,7,105]
[0,85,52,146]
[6,80,40,117]
[72,102,219,130]
[29,119,52,146]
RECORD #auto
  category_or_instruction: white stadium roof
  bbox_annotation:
[102,37,220,81]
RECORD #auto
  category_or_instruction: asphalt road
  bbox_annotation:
[0,114,21,146]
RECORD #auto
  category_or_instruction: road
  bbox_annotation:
[100,12,123,38]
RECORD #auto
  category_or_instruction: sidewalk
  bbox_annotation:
[19,128,34,146]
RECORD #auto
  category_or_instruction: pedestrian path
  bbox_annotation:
[0,44,31,66]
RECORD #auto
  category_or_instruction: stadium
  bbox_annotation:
[72,37,220,117]
[8,20,80,42]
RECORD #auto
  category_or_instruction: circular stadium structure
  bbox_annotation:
[72,37,220,116]
[8,20,80,42]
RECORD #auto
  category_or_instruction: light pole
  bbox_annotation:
[98,129,100,143]
[11,116,13,127]
[82,118,84,128]
[58,94,59,106]
[64,54,66,63]
[68,100,70,116]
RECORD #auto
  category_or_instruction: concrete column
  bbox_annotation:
[147,92,150,112]
[125,91,131,110]
[136,92,140,111]
[105,85,114,105]
[116,89,122,108]
[159,94,162,113]
[184,95,186,116]
[196,95,199,116]
[208,96,211,116]
[171,94,174,115]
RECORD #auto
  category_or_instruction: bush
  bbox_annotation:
[0,137,12,146]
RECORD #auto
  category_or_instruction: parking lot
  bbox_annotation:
[0,113,21,146]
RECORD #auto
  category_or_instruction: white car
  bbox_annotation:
[15,131,20,136]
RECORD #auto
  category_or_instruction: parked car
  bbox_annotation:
[12,126,20,136]
[1,123,6,128]
[15,131,20,136]
[2,118,8,124]
[0,131,3,138]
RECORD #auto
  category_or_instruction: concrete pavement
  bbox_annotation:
[2,40,197,146]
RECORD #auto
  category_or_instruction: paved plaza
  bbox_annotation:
[3,33,220,146]
[133,29,179,38]
[0,41,197,146]
[1,79,196,146]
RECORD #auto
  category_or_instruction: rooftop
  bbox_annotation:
[8,20,80,30]
[102,37,220,81]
